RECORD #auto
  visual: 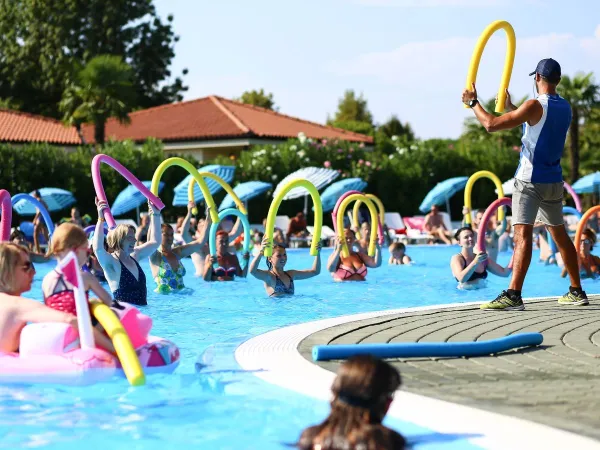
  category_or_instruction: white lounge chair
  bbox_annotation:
[403,216,431,245]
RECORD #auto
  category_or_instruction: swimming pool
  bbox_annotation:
[2,246,597,449]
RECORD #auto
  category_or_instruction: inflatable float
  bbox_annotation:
[0,302,179,386]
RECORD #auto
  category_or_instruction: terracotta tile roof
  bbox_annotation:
[81,96,373,145]
[0,109,82,145]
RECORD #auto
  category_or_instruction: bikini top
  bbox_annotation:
[214,266,237,278]
[270,271,294,296]
[44,271,89,315]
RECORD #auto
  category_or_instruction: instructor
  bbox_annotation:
[462,58,588,310]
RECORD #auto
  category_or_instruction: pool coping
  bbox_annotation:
[235,298,600,450]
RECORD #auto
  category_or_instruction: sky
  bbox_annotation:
[154,0,600,140]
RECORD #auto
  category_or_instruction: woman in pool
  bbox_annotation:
[42,223,115,353]
[93,198,160,305]
[149,223,207,293]
[355,221,371,254]
[562,228,600,279]
[10,229,51,263]
[450,226,511,289]
[327,228,381,281]
[203,230,249,282]
[388,242,411,265]
[0,243,77,353]
[466,207,507,262]
[297,354,405,450]
[249,237,321,296]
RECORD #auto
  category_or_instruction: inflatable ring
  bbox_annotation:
[151,158,219,223]
[549,206,582,254]
[563,181,582,212]
[465,20,515,113]
[188,172,246,215]
[464,171,505,225]
[11,193,55,239]
[92,154,165,230]
[265,179,322,257]
[336,194,378,258]
[209,208,251,268]
[353,194,385,245]
[574,206,600,266]
[90,300,145,386]
[0,190,11,242]
[313,332,543,361]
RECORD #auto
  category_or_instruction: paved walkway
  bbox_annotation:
[299,296,600,441]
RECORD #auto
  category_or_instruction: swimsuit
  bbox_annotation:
[455,254,488,282]
[113,258,147,306]
[270,271,294,296]
[154,253,186,293]
[213,266,237,278]
[44,270,98,325]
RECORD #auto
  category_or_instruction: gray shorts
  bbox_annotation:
[512,179,564,226]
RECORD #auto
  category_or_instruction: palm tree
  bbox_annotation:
[60,55,136,145]
[558,72,600,182]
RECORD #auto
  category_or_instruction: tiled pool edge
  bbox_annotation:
[235,298,600,450]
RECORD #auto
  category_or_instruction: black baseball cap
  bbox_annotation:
[529,58,561,82]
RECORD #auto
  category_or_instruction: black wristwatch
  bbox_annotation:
[468,99,478,108]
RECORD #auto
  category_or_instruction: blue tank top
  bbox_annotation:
[113,258,147,306]
[515,94,571,183]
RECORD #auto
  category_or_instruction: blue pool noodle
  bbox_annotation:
[312,333,543,361]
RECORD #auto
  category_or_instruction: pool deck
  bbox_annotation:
[298,295,600,442]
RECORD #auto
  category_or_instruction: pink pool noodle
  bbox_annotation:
[91,154,165,229]
[563,181,582,212]
[0,190,12,242]
[477,197,513,269]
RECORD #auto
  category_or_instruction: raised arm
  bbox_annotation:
[249,237,274,283]
[327,237,343,273]
[173,238,207,258]
[288,243,322,280]
[83,272,113,306]
[132,201,161,260]
[462,85,543,133]
[361,243,382,268]
[202,254,215,281]
[179,202,194,244]
[92,199,116,272]
[228,217,243,242]
[237,252,250,278]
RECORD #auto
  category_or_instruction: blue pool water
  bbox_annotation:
[2,246,598,449]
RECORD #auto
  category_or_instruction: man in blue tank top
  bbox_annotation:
[462,58,588,310]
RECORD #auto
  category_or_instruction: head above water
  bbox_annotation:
[107,224,137,253]
[581,228,597,253]
[266,244,287,270]
[161,223,174,248]
[0,243,35,295]
[455,226,474,248]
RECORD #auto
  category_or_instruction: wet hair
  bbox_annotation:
[266,244,286,270]
[582,228,597,250]
[389,242,405,253]
[51,223,87,255]
[454,226,473,241]
[33,190,41,197]
[106,224,136,252]
[297,355,405,450]
[10,229,26,242]
[0,243,30,294]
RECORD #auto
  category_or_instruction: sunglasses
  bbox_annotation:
[22,261,35,272]
[581,239,591,245]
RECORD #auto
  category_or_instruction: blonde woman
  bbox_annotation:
[0,243,77,353]
[92,198,160,305]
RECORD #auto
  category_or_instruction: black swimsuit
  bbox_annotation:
[113,258,147,306]
[455,254,488,282]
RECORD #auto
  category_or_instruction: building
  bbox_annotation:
[81,95,373,161]
[0,108,82,149]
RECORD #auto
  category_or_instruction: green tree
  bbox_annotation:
[0,0,187,118]
[558,72,600,182]
[327,90,374,134]
[60,55,136,145]
[460,96,525,149]
[378,115,415,141]
[237,89,276,110]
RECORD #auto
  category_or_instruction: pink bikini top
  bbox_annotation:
[335,264,367,280]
